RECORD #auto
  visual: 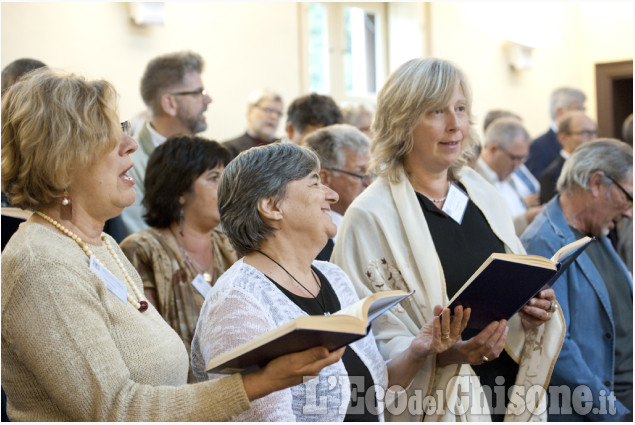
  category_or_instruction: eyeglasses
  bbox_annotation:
[325,168,373,185]
[256,105,283,117]
[605,173,633,206]
[500,148,527,163]
[569,129,598,138]
[169,88,208,97]
[121,121,132,136]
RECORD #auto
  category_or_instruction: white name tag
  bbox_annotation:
[442,182,469,225]
[89,255,127,304]
[191,273,212,298]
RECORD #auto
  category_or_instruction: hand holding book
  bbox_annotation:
[385,304,471,389]
[518,287,557,330]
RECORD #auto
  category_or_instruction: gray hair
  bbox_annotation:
[247,88,282,107]
[140,51,204,116]
[483,109,521,132]
[218,143,320,255]
[483,117,529,149]
[549,87,586,120]
[371,57,476,183]
[304,123,370,169]
[557,138,633,194]
[341,104,375,129]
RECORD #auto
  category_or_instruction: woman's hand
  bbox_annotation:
[436,320,508,367]
[386,305,470,388]
[242,346,345,401]
[519,288,557,330]
[409,305,470,359]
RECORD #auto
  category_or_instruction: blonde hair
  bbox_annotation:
[1,68,120,209]
[371,58,476,182]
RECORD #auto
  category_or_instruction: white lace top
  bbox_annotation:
[191,259,388,421]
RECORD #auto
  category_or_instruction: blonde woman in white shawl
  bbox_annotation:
[331,58,565,421]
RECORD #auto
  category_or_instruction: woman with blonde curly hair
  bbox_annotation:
[332,57,565,421]
[1,68,343,421]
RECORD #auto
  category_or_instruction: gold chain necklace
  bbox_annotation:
[35,211,148,312]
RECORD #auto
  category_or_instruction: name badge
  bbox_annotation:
[89,256,127,304]
[191,274,212,298]
[442,182,469,225]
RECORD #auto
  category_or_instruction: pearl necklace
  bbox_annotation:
[427,195,447,203]
[35,211,148,312]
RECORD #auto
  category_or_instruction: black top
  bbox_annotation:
[416,184,518,421]
[268,266,379,421]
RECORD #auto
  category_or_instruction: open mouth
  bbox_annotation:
[120,165,136,185]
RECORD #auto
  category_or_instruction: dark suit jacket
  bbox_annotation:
[525,128,561,179]
[222,132,278,159]
[539,156,565,204]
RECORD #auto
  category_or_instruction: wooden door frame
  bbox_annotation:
[595,60,633,138]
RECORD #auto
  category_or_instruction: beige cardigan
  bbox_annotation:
[1,222,250,421]
[332,167,565,421]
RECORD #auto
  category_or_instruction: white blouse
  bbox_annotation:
[191,259,388,422]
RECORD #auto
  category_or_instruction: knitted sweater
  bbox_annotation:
[1,222,250,421]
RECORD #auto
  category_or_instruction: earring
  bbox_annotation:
[60,189,72,220]
[178,208,185,237]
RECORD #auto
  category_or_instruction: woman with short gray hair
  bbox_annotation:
[191,143,469,421]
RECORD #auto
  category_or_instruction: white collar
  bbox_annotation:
[146,121,167,148]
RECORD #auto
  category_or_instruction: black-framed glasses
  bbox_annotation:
[325,168,373,185]
[500,147,527,163]
[121,121,132,136]
[605,173,633,206]
[255,105,283,117]
[169,88,208,97]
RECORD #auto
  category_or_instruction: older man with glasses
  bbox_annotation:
[539,110,598,204]
[305,124,372,261]
[222,89,284,158]
[521,138,633,422]
[120,51,213,237]
[475,117,545,235]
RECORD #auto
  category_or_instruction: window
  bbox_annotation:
[303,2,386,104]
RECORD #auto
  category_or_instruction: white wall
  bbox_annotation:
[1,2,633,142]
[426,2,633,140]
[1,1,301,142]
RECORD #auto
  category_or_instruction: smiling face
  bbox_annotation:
[278,171,339,245]
[181,165,225,232]
[70,132,138,222]
[405,85,470,175]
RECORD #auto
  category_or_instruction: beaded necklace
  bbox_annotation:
[168,227,214,283]
[35,211,148,312]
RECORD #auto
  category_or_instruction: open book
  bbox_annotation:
[447,236,594,330]
[206,289,414,374]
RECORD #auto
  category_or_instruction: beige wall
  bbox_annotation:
[2,2,633,142]
[427,2,633,139]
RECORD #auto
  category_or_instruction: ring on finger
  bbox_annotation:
[441,333,450,340]
[548,301,557,312]
[481,355,489,363]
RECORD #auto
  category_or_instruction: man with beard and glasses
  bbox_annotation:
[121,51,213,236]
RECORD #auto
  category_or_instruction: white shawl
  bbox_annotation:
[332,167,565,421]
